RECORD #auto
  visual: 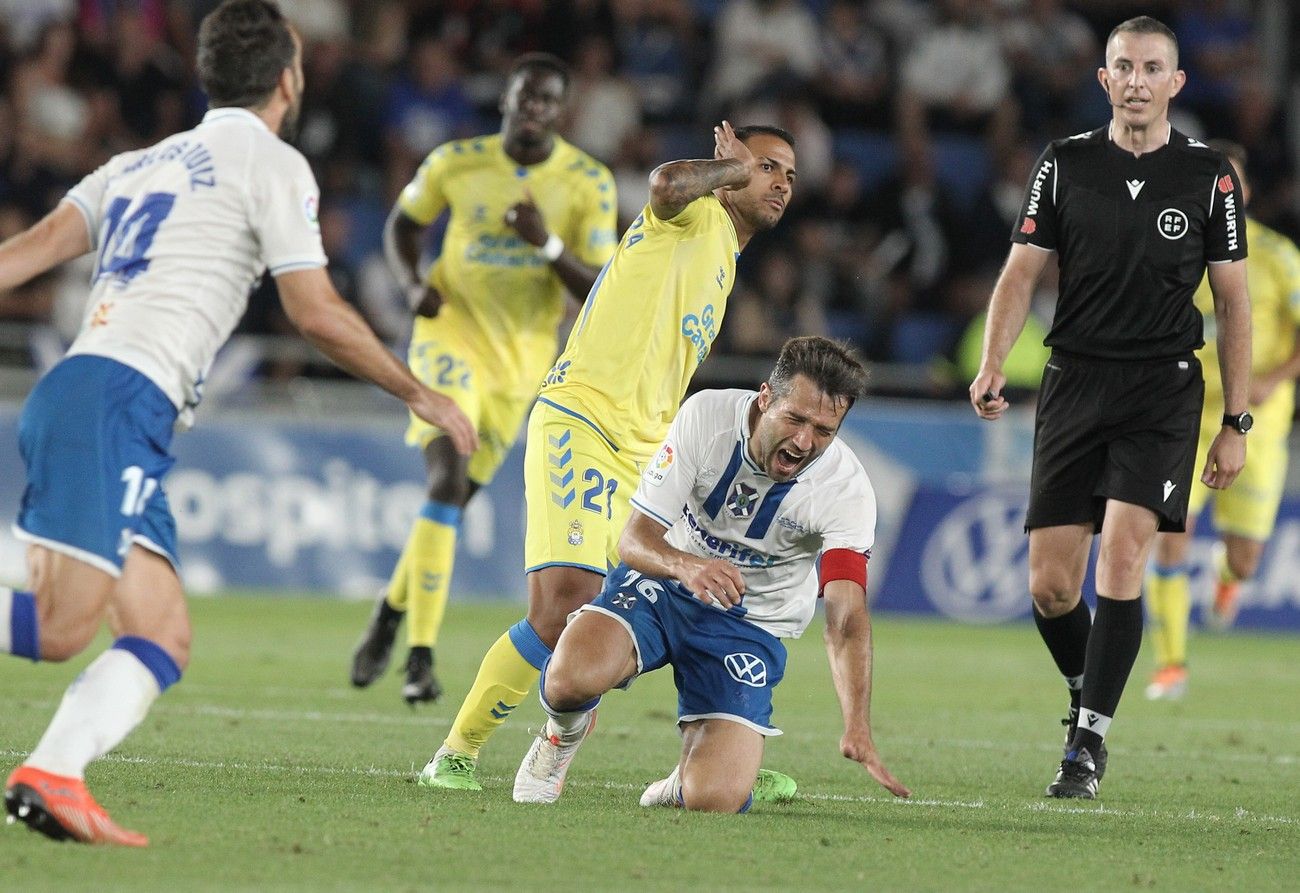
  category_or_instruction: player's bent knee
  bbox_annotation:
[538,670,591,711]
[680,777,751,813]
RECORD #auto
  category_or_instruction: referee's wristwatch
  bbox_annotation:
[1222,411,1253,434]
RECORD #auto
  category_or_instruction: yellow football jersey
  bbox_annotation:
[398,134,618,400]
[538,195,739,456]
[1198,217,1300,429]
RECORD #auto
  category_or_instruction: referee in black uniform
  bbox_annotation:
[969,16,1251,800]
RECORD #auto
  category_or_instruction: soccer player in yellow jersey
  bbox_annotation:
[418,120,798,790]
[1146,141,1300,700]
[350,53,618,704]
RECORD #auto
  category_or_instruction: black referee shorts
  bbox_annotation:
[1026,350,1204,533]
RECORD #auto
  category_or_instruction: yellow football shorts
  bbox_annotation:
[523,399,644,575]
[405,320,534,486]
[1187,402,1289,542]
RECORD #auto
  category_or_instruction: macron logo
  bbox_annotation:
[1126,179,1145,200]
[1163,480,1176,502]
[1085,712,1100,727]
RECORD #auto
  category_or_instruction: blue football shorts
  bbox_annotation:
[579,562,788,736]
[15,355,179,576]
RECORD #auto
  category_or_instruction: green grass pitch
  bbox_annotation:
[1,595,1297,890]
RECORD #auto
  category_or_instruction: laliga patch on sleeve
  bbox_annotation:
[644,443,674,486]
[302,192,320,229]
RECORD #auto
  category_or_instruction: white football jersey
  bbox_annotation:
[62,107,327,423]
[630,388,876,639]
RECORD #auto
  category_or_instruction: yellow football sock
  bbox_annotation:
[1146,572,1170,666]
[1163,571,1190,666]
[1148,565,1190,667]
[404,503,459,648]
[444,620,550,757]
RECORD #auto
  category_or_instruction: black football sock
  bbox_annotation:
[1073,594,1144,757]
[1033,597,1091,716]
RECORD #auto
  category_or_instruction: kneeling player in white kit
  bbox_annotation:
[512,336,910,810]
[0,0,475,846]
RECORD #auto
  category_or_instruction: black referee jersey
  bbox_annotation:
[1012,125,1248,360]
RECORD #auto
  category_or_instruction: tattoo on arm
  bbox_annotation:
[649,158,750,220]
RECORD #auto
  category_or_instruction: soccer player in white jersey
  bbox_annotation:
[512,336,910,810]
[0,0,476,846]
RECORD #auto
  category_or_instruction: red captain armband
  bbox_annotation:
[818,549,868,596]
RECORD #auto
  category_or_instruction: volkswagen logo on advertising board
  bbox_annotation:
[919,491,1032,623]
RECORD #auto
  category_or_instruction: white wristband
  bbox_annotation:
[539,233,564,262]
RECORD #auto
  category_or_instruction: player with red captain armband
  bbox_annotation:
[820,548,867,594]
[509,336,910,810]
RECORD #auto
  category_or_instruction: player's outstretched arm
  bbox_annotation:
[617,510,746,607]
[274,267,478,456]
[0,202,91,292]
[1202,258,1251,489]
[648,120,756,221]
[970,242,1052,421]
[823,579,910,798]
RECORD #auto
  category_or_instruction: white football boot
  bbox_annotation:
[512,711,596,804]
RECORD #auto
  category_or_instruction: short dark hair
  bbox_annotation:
[733,124,796,151]
[198,0,296,109]
[1107,16,1179,68]
[508,52,571,95]
[768,336,868,409]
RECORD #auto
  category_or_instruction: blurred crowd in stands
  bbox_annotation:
[0,0,1294,398]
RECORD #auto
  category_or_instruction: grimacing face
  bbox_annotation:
[749,374,849,482]
[1099,31,1185,131]
[733,134,796,232]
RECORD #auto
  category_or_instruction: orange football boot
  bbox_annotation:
[1144,664,1189,701]
[1209,579,1242,630]
[4,765,147,847]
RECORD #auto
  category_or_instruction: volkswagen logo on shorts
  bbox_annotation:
[1157,208,1189,240]
[724,652,767,687]
[919,491,1032,623]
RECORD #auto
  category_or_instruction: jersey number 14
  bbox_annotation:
[95,192,177,285]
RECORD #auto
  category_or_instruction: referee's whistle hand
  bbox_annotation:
[969,372,1008,420]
